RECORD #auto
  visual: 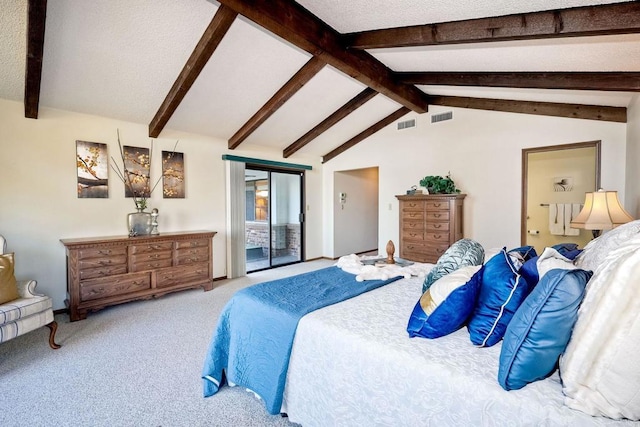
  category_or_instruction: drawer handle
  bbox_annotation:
[98,250,111,255]
[150,254,161,259]
[434,235,442,239]
[433,203,441,207]
[433,214,441,218]
[433,224,441,229]
[410,233,418,237]
[99,260,112,265]
[410,203,417,207]
[408,245,414,249]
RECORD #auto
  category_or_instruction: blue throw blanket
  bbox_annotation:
[202,266,401,414]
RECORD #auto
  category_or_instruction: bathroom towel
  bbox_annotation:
[564,203,581,236]
[549,203,565,235]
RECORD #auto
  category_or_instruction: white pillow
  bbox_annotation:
[536,247,576,280]
[574,219,640,272]
[560,233,640,420]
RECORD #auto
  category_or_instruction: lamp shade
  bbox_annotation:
[570,189,634,230]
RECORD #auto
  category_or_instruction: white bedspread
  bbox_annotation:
[282,276,636,426]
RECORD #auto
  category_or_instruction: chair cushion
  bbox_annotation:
[0,306,54,343]
[0,253,20,305]
[0,295,52,325]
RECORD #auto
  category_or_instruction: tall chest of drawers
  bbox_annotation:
[61,231,216,321]
[395,194,465,263]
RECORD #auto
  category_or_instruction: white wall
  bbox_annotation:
[322,106,628,254]
[333,167,379,256]
[626,95,640,218]
[0,98,323,310]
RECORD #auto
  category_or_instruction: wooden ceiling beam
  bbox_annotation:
[428,95,626,123]
[322,107,410,163]
[148,5,237,138]
[398,72,640,92]
[24,0,47,119]
[345,2,640,49]
[228,56,325,149]
[283,87,377,158]
[214,0,430,113]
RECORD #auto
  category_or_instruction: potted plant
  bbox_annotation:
[419,173,461,194]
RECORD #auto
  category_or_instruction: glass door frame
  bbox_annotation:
[245,164,305,273]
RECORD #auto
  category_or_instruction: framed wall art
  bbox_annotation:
[76,140,108,198]
[162,151,185,198]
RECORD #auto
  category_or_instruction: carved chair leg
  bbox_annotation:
[45,321,61,349]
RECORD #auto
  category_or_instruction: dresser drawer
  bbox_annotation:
[426,211,450,221]
[425,245,449,260]
[402,210,424,221]
[425,232,449,243]
[175,239,210,249]
[130,258,172,273]
[129,251,172,265]
[402,241,427,253]
[129,242,174,255]
[175,247,210,265]
[80,272,151,302]
[400,201,425,212]
[402,221,424,231]
[402,230,424,241]
[426,222,450,232]
[79,264,128,280]
[78,246,127,260]
[156,264,210,288]
[78,255,127,270]
[425,201,450,211]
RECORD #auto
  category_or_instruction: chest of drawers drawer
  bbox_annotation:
[426,211,450,221]
[80,272,151,302]
[156,264,209,288]
[175,246,209,265]
[175,239,209,249]
[130,242,174,254]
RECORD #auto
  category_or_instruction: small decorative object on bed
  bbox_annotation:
[422,238,484,292]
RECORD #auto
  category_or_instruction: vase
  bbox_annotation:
[127,207,152,237]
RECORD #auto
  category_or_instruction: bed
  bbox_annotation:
[203,222,640,426]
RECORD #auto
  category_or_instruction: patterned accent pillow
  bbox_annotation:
[0,253,20,305]
[408,265,483,339]
[422,238,484,293]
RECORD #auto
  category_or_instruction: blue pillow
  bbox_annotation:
[468,249,530,347]
[508,245,538,262]
[520,256,540,291]
[498,268,592,390]
[408,265,483,339]
[551,243,579,255]
[422,239,484,293]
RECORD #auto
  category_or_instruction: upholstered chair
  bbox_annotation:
[0,235,60,349]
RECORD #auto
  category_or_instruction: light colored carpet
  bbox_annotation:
[0,259,335,427]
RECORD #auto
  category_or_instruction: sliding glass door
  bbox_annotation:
[245,167,304,272]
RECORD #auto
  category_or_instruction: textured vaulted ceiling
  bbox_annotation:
[1,0,638,159]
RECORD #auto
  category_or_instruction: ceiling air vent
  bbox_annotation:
[431,111,453,123]
[397,118,416,130]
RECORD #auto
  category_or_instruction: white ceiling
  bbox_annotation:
[1,0,638,159]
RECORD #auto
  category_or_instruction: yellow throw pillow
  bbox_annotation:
[0,253,20,304]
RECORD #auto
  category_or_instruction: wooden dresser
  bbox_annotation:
[61,231,216,321]
[395,194,465,263]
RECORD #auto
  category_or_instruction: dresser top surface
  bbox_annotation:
[396,193,466,200]
[61,230,216,247]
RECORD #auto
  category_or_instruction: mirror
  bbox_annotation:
[521,141,601,253]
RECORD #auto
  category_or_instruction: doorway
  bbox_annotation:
[521,141,601,253]
[245,167,304,272]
